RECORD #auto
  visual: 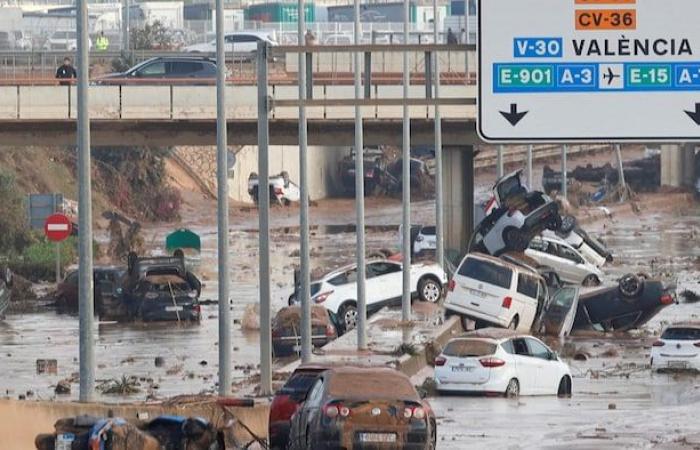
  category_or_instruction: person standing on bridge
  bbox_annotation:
[96,31,109,51]
[447,28,458,45]
[55,57,77,86]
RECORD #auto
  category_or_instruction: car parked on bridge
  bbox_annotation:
[289,259,446,333]
[43,29,91,51]
[96,57,223,85]
[525,235,603,286]
[287,367,436,450]
[183,31,277,61]
[471,169,561,256]
[651,323,700,373]
[434,329,572,397]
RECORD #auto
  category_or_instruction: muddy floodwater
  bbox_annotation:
[0,192,699,447]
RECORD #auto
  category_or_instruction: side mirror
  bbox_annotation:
[550,351,559,361]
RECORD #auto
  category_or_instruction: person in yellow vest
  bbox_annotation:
[96,31,109,51]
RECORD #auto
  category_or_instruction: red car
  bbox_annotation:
[268,365,328,449]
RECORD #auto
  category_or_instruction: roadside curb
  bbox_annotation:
[395,316,462,378]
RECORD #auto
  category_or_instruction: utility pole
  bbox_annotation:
[401,0,412,326]
[257,41,272,397]
[497,145,504,178]
[527,145,533,189]
[121,0,130,53]
[215,0,231,396]
[561,145,568,201]
[77,0,94,403]
[433,0,444,269]
[297,0,312,362]
[354,0,367,349]
[615,144,627,202]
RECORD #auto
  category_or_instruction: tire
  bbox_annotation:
[559,215,577,234]
[507,316,519,331]
[338,302,358,333]
[557,376,572,397]
[418,277,442,303]
[582,274,600,287]
[505,378,520,398]
[618,273,644,298]
[502,227,528,252]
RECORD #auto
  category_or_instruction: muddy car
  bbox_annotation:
[55,266,126,314]
[272,306,338,357]
[287,367,437,450]
[120,255,201,322]
[0,267,12,318]
[269,365,328,449]
[537,274,675,335]
[338,147,386,195]
[472,170,561,256]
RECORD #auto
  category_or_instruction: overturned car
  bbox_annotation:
[272,305,338,357]
[114,254,202,322]
[471,170,561,256]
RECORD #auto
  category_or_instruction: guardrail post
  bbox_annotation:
[306,50,313,100]
[425,51,433,99]
[561,145,568,200]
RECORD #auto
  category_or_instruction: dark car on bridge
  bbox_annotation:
[96,57,222,85]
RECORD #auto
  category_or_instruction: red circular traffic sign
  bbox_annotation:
[44,213,73,242]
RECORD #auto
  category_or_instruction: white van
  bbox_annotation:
[444,253,547,332]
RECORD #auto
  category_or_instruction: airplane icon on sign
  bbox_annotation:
[603,67,620,85]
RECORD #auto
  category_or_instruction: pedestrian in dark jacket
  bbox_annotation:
[447,28,458,45]
[56,57,77,85]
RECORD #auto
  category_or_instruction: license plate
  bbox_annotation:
[165,306,184,312]
[668,361,689,369]
[451,365,474,372]
[468,289,487,298]
[359,433,397,443]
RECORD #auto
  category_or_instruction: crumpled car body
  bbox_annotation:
[248,171,301,206]
[121,256,201,322]
[272,306,337,357]
[472,170,561,256]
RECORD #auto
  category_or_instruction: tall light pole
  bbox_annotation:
[401,0,411,325]
[215,0,231,397]
[77,0,95,403]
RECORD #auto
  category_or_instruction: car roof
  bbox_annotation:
[463,252,539,276]
[324,367,419,401]
[319,259,400,281]
[493,168,524,190]
[457,328,528,341]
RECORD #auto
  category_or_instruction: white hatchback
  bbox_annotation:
[434,329,572,397]
[291,260,447,332]
[651,323,700,372]
[525,235,604,286]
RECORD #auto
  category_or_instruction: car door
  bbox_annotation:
[293,378,324,448]
[366,262,403,309]
[510,338,538,394]
[525,237,557,267]
[543,241,579,283]
[135,60,167,79]
[525,338,558,394]
[557,244,590,284]
[540,287,580,337]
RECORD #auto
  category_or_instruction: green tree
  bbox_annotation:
[131,20,173,50]
[0,170,32,253]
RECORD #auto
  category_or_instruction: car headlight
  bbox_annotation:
[187,291,198,298]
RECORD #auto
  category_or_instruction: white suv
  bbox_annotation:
[444,253,547,332]
[183,31,276,60]
[291,260,447,332]
[525,235,603,286]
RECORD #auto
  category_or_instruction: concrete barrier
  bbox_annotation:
[69,86,121,119]
[121,86,171,119]
[18,86,68,119]
[172,86,216,119]
[0,86,17,119]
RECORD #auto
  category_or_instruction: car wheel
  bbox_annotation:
[582,274,600,287]
[507,316,519,330]
[502,227,528,252]
[557,376,572,397]
[339,303,358,332]
[618,273,644,298]
[418,277,442,303]
[505,378,520,398]
[559,215,577,234]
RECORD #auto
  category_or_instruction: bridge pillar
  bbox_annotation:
[443,146,474,263]
[661,144,696,187]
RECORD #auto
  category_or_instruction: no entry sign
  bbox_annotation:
[478,0,700,142]
[44,214,72,242]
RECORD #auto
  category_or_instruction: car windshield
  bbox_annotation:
[497,173,523,200]
[661,327,700,340]
[421,226,436,235]
[458,258,512,289]
[550,287,578,308]
[443,339,496,357]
